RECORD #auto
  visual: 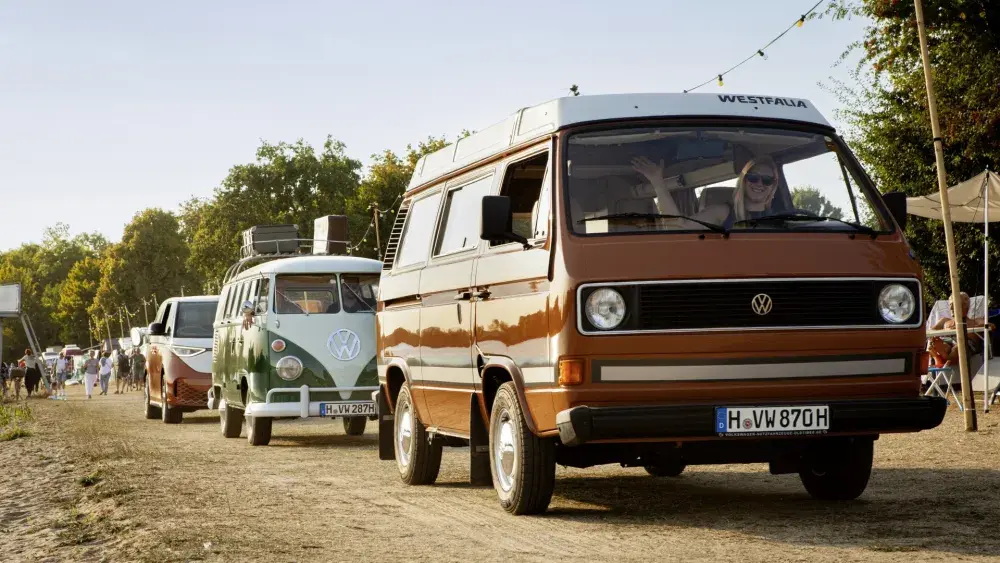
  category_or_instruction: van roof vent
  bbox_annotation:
[382,203,410,271]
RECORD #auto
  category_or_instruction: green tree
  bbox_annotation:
[55,255,103,346]
[791,186,845,219]
[92,209,193,336]
[827,0,1000,301]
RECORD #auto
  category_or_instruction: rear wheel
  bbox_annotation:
[343,416,367,436]
[161,379,183,424]
[220,402,244,438]
[490,382,555,515]
[394,384,441,485]
[644,460,686,477]
[246,414,272,446]
[799,438,873,501]
[144,377,161,419]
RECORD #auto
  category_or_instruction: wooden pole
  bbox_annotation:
[914,0,977,430]
[372,203,383,261]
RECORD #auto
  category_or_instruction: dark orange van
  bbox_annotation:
[374,93,945,514]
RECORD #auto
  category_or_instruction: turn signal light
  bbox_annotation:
[271,339,286,352]
[558,359,584,386]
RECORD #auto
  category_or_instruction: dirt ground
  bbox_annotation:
[1,385,999,563]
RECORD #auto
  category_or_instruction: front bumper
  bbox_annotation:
[239,385,379,418]
[555,397,948,446]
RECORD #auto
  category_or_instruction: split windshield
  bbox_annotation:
[273,274,377,315]
[566,124,889,235]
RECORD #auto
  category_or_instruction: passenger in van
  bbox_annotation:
[631,155,780,230]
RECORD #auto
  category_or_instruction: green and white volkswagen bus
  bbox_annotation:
[209,251,382,446]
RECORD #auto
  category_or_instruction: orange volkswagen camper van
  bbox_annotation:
[374,93,945,514]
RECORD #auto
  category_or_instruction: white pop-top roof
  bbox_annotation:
[407,92,831,193]
[166,295,219,303]
[232,255,382,283]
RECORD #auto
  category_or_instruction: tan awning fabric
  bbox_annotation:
[906,170,1000,223]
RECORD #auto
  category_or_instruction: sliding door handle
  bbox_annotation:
[472,289,491,300]
[454,291,472,301]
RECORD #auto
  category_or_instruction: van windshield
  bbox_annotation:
[175,302,217,338]
[566,125,889,235]
[274,275,340,315]
[340,274,378,314]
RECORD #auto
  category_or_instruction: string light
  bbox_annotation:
[683,0,822,93]
[717,75,724,87]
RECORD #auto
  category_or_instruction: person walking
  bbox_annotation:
[55,352,69,399]
[19,349,42,398]
[83,351,100,399]
[0,361,8,398]
[131,348,146,392]
[98,351,113,396]
[115,348,130,395]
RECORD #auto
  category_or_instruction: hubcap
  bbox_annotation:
[494,411,517,492]
[396,400,413,467]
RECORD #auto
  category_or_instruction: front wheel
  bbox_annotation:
[221,403,244,438]
[343,416,367,436]
[799,438,873,501]
[246,414,272,446]
[394,384,441,485]
[161,379,183,424]
[144,378,161,419]
[490,382,555,515]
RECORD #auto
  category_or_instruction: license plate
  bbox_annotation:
[715,405,829,436]
[319,402,377,417]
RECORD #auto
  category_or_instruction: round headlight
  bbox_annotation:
[585,288,627,330]
[878,284,915,323]
[275,355,303,380]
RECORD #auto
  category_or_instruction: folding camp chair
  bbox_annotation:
[925,366,964,410]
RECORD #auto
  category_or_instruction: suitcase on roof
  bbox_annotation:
[241,224,299,257]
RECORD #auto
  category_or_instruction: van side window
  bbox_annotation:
[394,192,442,269]
[217,286,231,322]
[256,278,270,314]
[494,151,549,245]
[246,279,259,312]
[434,174,494,256]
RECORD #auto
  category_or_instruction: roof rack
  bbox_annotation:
[222,238,351,285]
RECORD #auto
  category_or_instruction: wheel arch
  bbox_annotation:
[382,357,410,413]
[479,355,541,435]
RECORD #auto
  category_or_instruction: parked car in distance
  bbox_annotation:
[375,92,946,514]
[144,295,219,424]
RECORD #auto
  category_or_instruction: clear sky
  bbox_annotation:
[0,0,868,251]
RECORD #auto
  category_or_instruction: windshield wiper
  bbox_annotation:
[578,212,729,236]
[733,212,879,237]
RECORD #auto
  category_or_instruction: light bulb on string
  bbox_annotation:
[717,75,724,87]
[796,16,804,28]
[757,50,767,60]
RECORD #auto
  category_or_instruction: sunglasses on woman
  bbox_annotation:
[745,173,776,187]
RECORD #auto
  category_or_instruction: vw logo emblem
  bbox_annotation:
[751,293,773,316]
[327,329,361,361]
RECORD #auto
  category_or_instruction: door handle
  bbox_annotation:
[472,289,491,300]
[454,291,472,301]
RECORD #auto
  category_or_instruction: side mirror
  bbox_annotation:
[241,300,255,315]
[882,191,908,230]
[480,195,529,249]
[148,322,165,336]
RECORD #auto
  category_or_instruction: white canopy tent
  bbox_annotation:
[907,170,1000,411]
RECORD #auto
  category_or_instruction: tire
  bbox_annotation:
[161,379,183,424]
[799,438,874,501]
[489,382,555,515]
[246,414,272,446]
[221,402,244,438]
[394,384,442,485]
[343,416,367,436]
[644,460,686,477]
[144,377,161,419]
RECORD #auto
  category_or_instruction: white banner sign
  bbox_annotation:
[0,284,20,317]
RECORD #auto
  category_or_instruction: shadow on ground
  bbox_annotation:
[547,467,1000,557]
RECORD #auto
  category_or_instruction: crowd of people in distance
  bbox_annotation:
[1,347,146,401]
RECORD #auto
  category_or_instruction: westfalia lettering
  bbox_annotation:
[718,95,808,108]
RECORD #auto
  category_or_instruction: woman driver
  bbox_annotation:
[631,155,780,230]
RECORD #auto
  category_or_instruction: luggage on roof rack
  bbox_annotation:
[241,224,300,258]
[313,215,349,255]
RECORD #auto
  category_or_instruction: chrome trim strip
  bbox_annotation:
[576,277,923,336]
[598,358,907,382]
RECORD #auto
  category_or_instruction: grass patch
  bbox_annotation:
[0,426,32,441]
[78,472,102,487]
